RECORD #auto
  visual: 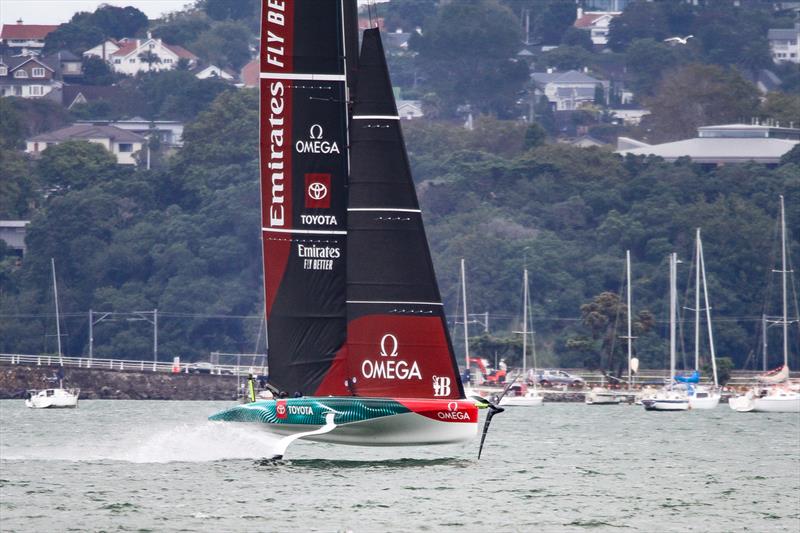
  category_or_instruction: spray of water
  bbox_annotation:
[1,422,283,463]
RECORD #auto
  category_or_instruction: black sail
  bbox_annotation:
[260,0,356,396]
[315,30,464,400]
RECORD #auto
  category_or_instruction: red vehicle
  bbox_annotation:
[468,357,507,385]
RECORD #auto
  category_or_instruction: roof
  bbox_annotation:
[0,24,59,40]
[28,124,146,143]
[767,26,799,40]
[110,39,197,60]
[62,84,123,106]
[0,220,30,228]
[532,70,603,85]
[615,137,798,164]
[574,13,614,29]
[0,54,54,71]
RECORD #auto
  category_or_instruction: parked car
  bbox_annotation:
[535,369,585,387]
[189,362,214,374]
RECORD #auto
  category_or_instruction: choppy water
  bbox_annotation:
[0,400,798,532]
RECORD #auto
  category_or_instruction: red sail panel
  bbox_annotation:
[260,0,353,396]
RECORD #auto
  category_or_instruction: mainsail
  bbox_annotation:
[261,0,352,395]
[261,5,463,400]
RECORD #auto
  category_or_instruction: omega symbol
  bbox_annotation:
[379,334,399,357]
[309,124,323,139]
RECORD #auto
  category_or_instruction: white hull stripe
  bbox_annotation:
[260,72,347,81]
[347,300,443,306]
[263,227,347,235]
[348,208,421,213]
[352,115,400,120]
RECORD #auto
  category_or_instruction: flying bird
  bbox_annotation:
[664,35,694,45]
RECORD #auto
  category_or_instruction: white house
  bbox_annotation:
[0,22,58,56]
[573,9,621,47]
[26,124,147,165]
[531,69,609,111]
[77,118,185,147]
[193,64,235,81]
[397,100,424,120]
[768,23,799,64]
[84,36,198,75]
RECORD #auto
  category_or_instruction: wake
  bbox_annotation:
[0,422,283,463]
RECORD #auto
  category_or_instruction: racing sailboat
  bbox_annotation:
[210,0,485,457]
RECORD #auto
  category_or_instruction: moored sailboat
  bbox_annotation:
[730,196,799,413]
[643,253,690,411]
[500,268,543,407]
[684,229,720,409]
[210,1,486,457]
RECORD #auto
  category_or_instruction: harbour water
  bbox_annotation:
[1,400,798,532]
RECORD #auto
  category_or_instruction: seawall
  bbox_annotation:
[0,364,240,400]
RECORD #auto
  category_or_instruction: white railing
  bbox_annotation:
[0,353,267,377]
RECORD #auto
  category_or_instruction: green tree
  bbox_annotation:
[380,0,437,31]
[151,11,212,46]
[201,0,259,21]
[539,1,577,45]
[188,21,253,70]
[760,92,800,128]
[82,56,115,85]
[137,51,162,72]
[523,122,547,150]
[561,27,593,51]
[37,141,118,191]
[645,64,760,142]
[625,38,685,97]
[414,0,528,117]
[608,1,669,52]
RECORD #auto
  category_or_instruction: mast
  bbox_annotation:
[626,250,632,390]
[522,268,528,375]
[670,253,677,383]
[780,195,789,369]
[699,235,718,386]
[51,257,62,362]
[461,258,470,376]
[694,229,701,372]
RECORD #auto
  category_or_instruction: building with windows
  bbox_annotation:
[83,36,197,75]
[0,22,58,56]
[25,124,147,165]
[768,23,800,63]
[616,123,800,165]
[0,54,59,98]
[0,220,31,257]
[531,69,609,111]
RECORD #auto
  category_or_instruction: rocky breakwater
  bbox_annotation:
[0,364,240,400]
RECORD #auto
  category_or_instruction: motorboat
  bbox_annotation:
[642,388,690,411]
[499,383,543,407]
[26,387,80,409]
[585,387,621,405]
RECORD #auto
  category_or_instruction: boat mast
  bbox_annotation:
[694,229,701,371]
[670,253,677,383]
[780,195,788,369]
[522,268,528,375]
[626,250,632,391]
[699,234,718,386]
[51,257,62,364]
[461,258,470,377]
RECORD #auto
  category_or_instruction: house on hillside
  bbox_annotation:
[573,8,621,47]
[0,22,58,56]
[84,36,198,75]
[768,23,799,64]
[397,100,423,120]
[26,124,146,165]
[0,54,60,99]
[240,58,258,88]
[193,64,235,81]
[531,69,609,111]
[77,118,184,147]
[61,84,124,109]
[0,220,30,257]
[615,123,800,166]
[42,50,83,80]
